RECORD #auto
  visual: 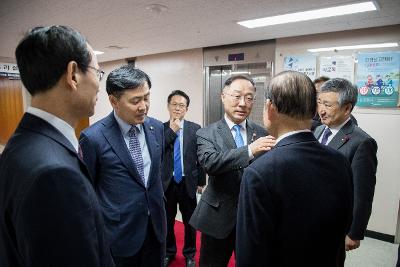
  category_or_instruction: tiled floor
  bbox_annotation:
[346,237,398,267]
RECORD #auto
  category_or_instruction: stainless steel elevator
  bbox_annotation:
[203,41,276,126]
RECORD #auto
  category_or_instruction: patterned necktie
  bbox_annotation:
[77,145,83,161]
[128,125,145,184]
[233,124,244,148]
[321,127,332,145]
[174,129,183,183]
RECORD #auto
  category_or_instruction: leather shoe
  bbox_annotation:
[164,256,174,267]
[186,257,196,267]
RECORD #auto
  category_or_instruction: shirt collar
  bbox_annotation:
[276,130,311,144]
[326,117,350,136]
[113,110,143,136]
[26,106,79,152]
[224,114,247,130]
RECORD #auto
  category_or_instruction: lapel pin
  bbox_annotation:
[251,133,257,142]
[341,135,350,143]
[150,126,154,130]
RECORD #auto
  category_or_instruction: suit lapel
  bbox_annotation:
[217,119,236,149]
[328,120,354,150]
[314,126,324,140]
[102,113,144,186]
[21,113,93,182]
[246,120,258,144]
[143,117,159,186]
[182,121,190,157]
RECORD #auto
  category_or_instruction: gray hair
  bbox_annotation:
[320,78,358,111]
[265,70,316,120]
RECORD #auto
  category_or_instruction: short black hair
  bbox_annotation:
[15,25,91,96]
[265,71,316,120]
[224,75,256,90]
[167,90,190,107]
[106,65,151,98]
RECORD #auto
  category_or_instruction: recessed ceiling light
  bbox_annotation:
[145,4,168,15]
[238,1,377,28]
[307,43,399,52]
[94,50,104,55]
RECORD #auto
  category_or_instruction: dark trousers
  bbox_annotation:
[199,228,235,267]
[165,179,197,259]
[113,217,165,267]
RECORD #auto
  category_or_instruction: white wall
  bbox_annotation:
[275,25,400,236]
[93,49,204,126]
[135,48,204,125]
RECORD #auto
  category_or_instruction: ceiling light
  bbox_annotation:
[237,1,377,28]
[94,50,104,55]
[307,43,399,52]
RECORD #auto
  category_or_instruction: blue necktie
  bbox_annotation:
[233,124,244,148]
[320,127,332,145]
[128,126,145,184]
[174,129,183,183]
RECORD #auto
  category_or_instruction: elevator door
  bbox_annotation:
[204,62,272,126]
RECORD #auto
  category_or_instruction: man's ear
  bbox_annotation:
[66,61,79,91]
[109,94,118,109]
[265,100,277,120]
[343,103,353,116]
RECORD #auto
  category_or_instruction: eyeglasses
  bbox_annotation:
[169,103,187,109]
[87,65,105,81]
[225,93,255,104]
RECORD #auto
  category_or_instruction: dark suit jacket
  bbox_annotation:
[162,120,206,198]
[236,132,353,267]
[79,112,166,257]
[189,119,267,239]
[314,119,377,240]
[0,113,114,267]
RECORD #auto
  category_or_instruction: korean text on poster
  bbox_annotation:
[284,55,316,80]
[356,52,400,107]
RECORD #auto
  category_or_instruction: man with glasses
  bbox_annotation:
[314,78,377,254]
[79,65,166,267]
[0,25,114,266]
[189,75,275,267]
[163,90,206,267]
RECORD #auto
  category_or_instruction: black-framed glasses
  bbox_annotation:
[87,65,105,81]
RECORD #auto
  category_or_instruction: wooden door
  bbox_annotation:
[0,78,24,144]
[75,117,89,138]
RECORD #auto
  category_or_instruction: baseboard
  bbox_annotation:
[365,230,395,243]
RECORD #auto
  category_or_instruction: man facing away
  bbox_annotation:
[189,75,276,267]
[236,70,353,267]
[315,78,377,252]
[79,65,166,267]
[163,90,206,267]
[0,25,114,266]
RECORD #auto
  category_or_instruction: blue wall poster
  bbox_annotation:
[284,55,316,80]
[356,51,400,107]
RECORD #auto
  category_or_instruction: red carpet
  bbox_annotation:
[169,220,235,267]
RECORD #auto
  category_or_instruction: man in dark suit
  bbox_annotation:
[79,65,166,267]
[163,90,206,267]
[315,78,377,252]
[236,71,353,267]
[189,75,275,267]
[0,26,114,266]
